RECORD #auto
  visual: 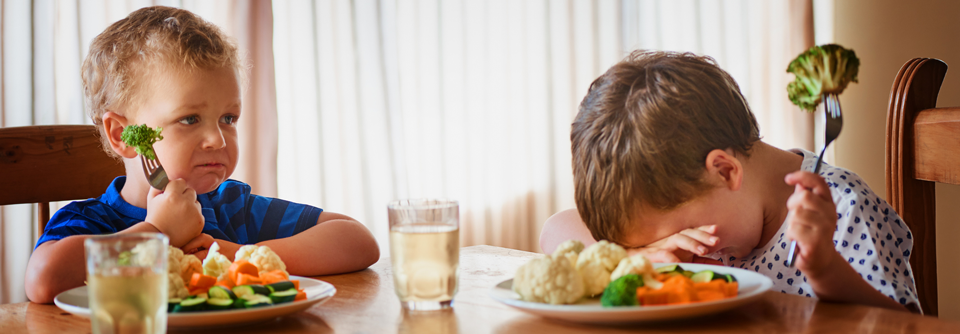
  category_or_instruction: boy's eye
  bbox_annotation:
[221,115,238,125]
[179,115,199,125]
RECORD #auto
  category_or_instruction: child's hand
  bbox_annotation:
[145,179,204,248]
[182,233,214,260]
[626,225,718,262]
[784,171,843,280]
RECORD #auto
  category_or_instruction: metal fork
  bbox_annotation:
[786,93,843,267]
[140,155,169,190]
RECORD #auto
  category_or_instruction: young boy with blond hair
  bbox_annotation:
[540,50,920,312]
[25,6,379,303]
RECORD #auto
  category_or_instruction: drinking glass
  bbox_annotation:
[85,233,169,334]
[388,199,460,311]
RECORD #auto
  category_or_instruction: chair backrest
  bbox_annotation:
[885,58,958,316]
[0,125,125,239]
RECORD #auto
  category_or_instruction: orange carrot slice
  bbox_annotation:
[189,273,217,290]
[228,259,259,283]
[294,290,307,301]
[236,273,263,286]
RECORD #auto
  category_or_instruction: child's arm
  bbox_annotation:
[25,179,204,303]
[214,212,379,276]
[785,171,908,312]
[25,222,164,303]
[539,209,717,263]
[539,209,598,253]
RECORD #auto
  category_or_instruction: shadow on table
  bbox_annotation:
[168,312,333,333]
[492,298,802,333]
[398,308,459,334]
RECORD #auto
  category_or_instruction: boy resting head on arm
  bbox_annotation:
[540,50,919,313]
[25,6,379,303]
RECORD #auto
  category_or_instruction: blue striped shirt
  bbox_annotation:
[36,177,323,248]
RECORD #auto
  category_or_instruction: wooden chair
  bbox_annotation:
[0,125,125,240]
[885,58,957,316]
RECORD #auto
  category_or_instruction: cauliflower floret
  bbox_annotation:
[610,254,654,281]
[202,242,233,281]
[577,260,611,296]
[235,245,288,278]
[551,240,584,267]
[168,272,190,299]
[576,240,627,272]
[513,254,584,304]
[179,254,203,283]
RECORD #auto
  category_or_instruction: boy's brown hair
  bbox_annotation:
[81,6,242,157]
[571,50,760,244]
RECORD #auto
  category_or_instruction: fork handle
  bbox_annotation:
[786,146,828,268]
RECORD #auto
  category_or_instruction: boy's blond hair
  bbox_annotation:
[571,50,760,244]
[81,6,242,157]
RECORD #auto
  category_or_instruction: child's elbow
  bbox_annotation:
[349,221,380,268]
[25,255,59,303]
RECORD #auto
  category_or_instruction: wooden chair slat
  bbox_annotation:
[885,58,949,316]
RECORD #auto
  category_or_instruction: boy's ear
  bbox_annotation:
[704,149,744,191]
[102,112,137,159]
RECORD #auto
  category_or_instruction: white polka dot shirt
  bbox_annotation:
[720,149,920,310]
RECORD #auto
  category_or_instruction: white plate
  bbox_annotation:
[54,275,336,328]
[490,263,772,324]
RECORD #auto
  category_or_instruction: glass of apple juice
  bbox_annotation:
[85,233,168,334]
[388,199,460,311]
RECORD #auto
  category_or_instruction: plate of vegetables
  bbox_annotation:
[489,240,772,323]
[55,243,336,328]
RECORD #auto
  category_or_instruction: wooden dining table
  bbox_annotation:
[2,245,960,333]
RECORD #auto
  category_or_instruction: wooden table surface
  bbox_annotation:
[3,245,960,333]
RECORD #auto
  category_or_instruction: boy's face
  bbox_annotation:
[130,66,241,194]
[622,186,765,259]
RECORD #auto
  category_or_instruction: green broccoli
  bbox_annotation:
[786,44,860,112]
[600,274,643,307]
[121,124,164,160]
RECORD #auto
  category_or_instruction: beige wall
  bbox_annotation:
[832,0,960,319]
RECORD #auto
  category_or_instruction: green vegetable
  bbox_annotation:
[690,270,717,283]
[206,298,234,310]
[265,281,296,293]
[786,44,860,112]
[268,288,298,304]
[120,124,164,160]
[240,294,273,308]
[208,286,236,300]
[172,297,207,312]
[600,274,644,307]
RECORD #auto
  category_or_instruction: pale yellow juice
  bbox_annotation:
[390,224,459,303]
[89,267,167,334]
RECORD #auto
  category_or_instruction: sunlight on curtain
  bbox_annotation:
[0,0,274,304]
[272,0,814,256]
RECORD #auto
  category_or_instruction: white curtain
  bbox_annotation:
[0,0,276,304]
[272,0,814,257]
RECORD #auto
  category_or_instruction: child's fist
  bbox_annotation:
[627,225,718,263]
[145,178,204,248]
[784,171,843,279]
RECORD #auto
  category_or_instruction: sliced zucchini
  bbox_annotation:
[269,288,298,304]
[206,298,234,310]
[641,274,663,290]
[682,270,696,278]
[208,286,237,300]
[233,284,271,298]
[167,298,182,313]
[240,294,273,308]
[723,273,737,283]
[655,264,683,274]
[173,297,207,312]
[690,270,717,283]
[266,281,296,293]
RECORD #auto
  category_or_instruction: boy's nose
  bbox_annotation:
[202,127,227,149]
